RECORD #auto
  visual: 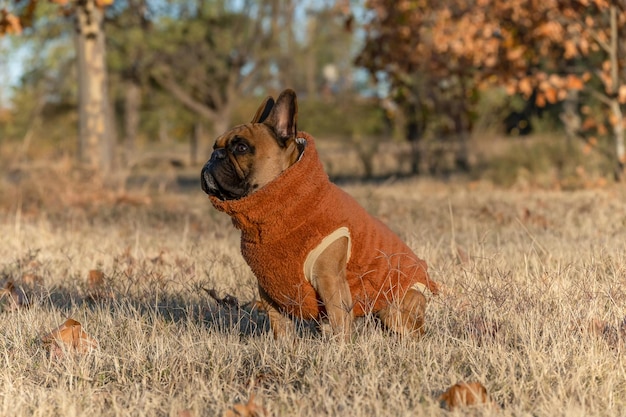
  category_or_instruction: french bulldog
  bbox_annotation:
[201,89,439,340]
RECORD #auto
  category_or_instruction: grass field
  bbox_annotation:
[1,171,625,416]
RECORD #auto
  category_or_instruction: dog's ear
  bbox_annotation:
[251,96,275,123]
[264,89,298,146]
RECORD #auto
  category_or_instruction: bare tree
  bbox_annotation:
[75,0,114,172]
[2,0,116,173]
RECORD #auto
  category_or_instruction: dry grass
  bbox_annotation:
[1,173,626,416]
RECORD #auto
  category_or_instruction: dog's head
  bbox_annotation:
[200,89,303,200]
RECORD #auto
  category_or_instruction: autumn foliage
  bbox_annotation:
[0,9,22,34]
[358,0,626,178]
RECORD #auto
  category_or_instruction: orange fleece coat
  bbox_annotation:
[210,132,439,319]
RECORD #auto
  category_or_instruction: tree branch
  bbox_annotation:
[151,69,216,121]
[586,84,613,107]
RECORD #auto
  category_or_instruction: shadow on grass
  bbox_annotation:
[6,280,322,338]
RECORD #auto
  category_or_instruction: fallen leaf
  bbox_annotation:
[0,281,28,311]
[88,269,105,288]
[41,318,98,359]
[87,269,113,301]
[439,381,490,410]
[223,394,267,417]
[22,273,43,286]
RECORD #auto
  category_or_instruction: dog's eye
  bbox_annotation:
[234,143,249,154]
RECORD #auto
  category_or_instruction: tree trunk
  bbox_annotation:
[559,89,580,143]
[404,98,427,175]
[75,0,113,173]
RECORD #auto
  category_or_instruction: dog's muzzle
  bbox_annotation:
[200,163,219,196]
[201,148,227,196]
[200,149,247,200]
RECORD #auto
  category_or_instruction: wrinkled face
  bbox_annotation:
[200,123,300,200]
[200,89,301,200]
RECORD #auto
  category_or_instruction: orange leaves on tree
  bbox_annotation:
[582,117,597,130]
[566,74,585,91]
[535,92,546,107]
[0,9,22,35]
[41,318,98,359]
[506,46,526,61]
[543,87,558,104]
[533,21,564,41]
[439,381,492,410]
[518,77,533,97]
[563,40,578,59]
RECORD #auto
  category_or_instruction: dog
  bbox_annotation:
[201,89,439,340]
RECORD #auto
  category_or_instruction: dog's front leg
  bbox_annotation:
[258,284,293,340]
[312,237,354,340]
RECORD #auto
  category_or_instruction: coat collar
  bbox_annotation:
[209,132,330,244]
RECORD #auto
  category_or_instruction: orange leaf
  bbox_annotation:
[506,46,526,61]
[544,87,558,104]
[0,281,28,311]
[87,269,113,301]
[223,394,267,417]
[582,117,597,130]
[564,40,577,59]
[41,318,98,359]
[0,9,22,35]
[89,269,104,286]
[439,382,490,410]
[535,92,546,108]
[566,75,585,90]
[518,77,533,97]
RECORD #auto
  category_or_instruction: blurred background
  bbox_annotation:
[1,0,625,206]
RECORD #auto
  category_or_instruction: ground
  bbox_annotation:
[1,169,625,416]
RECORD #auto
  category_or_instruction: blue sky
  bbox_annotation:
[0,38,26,107]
